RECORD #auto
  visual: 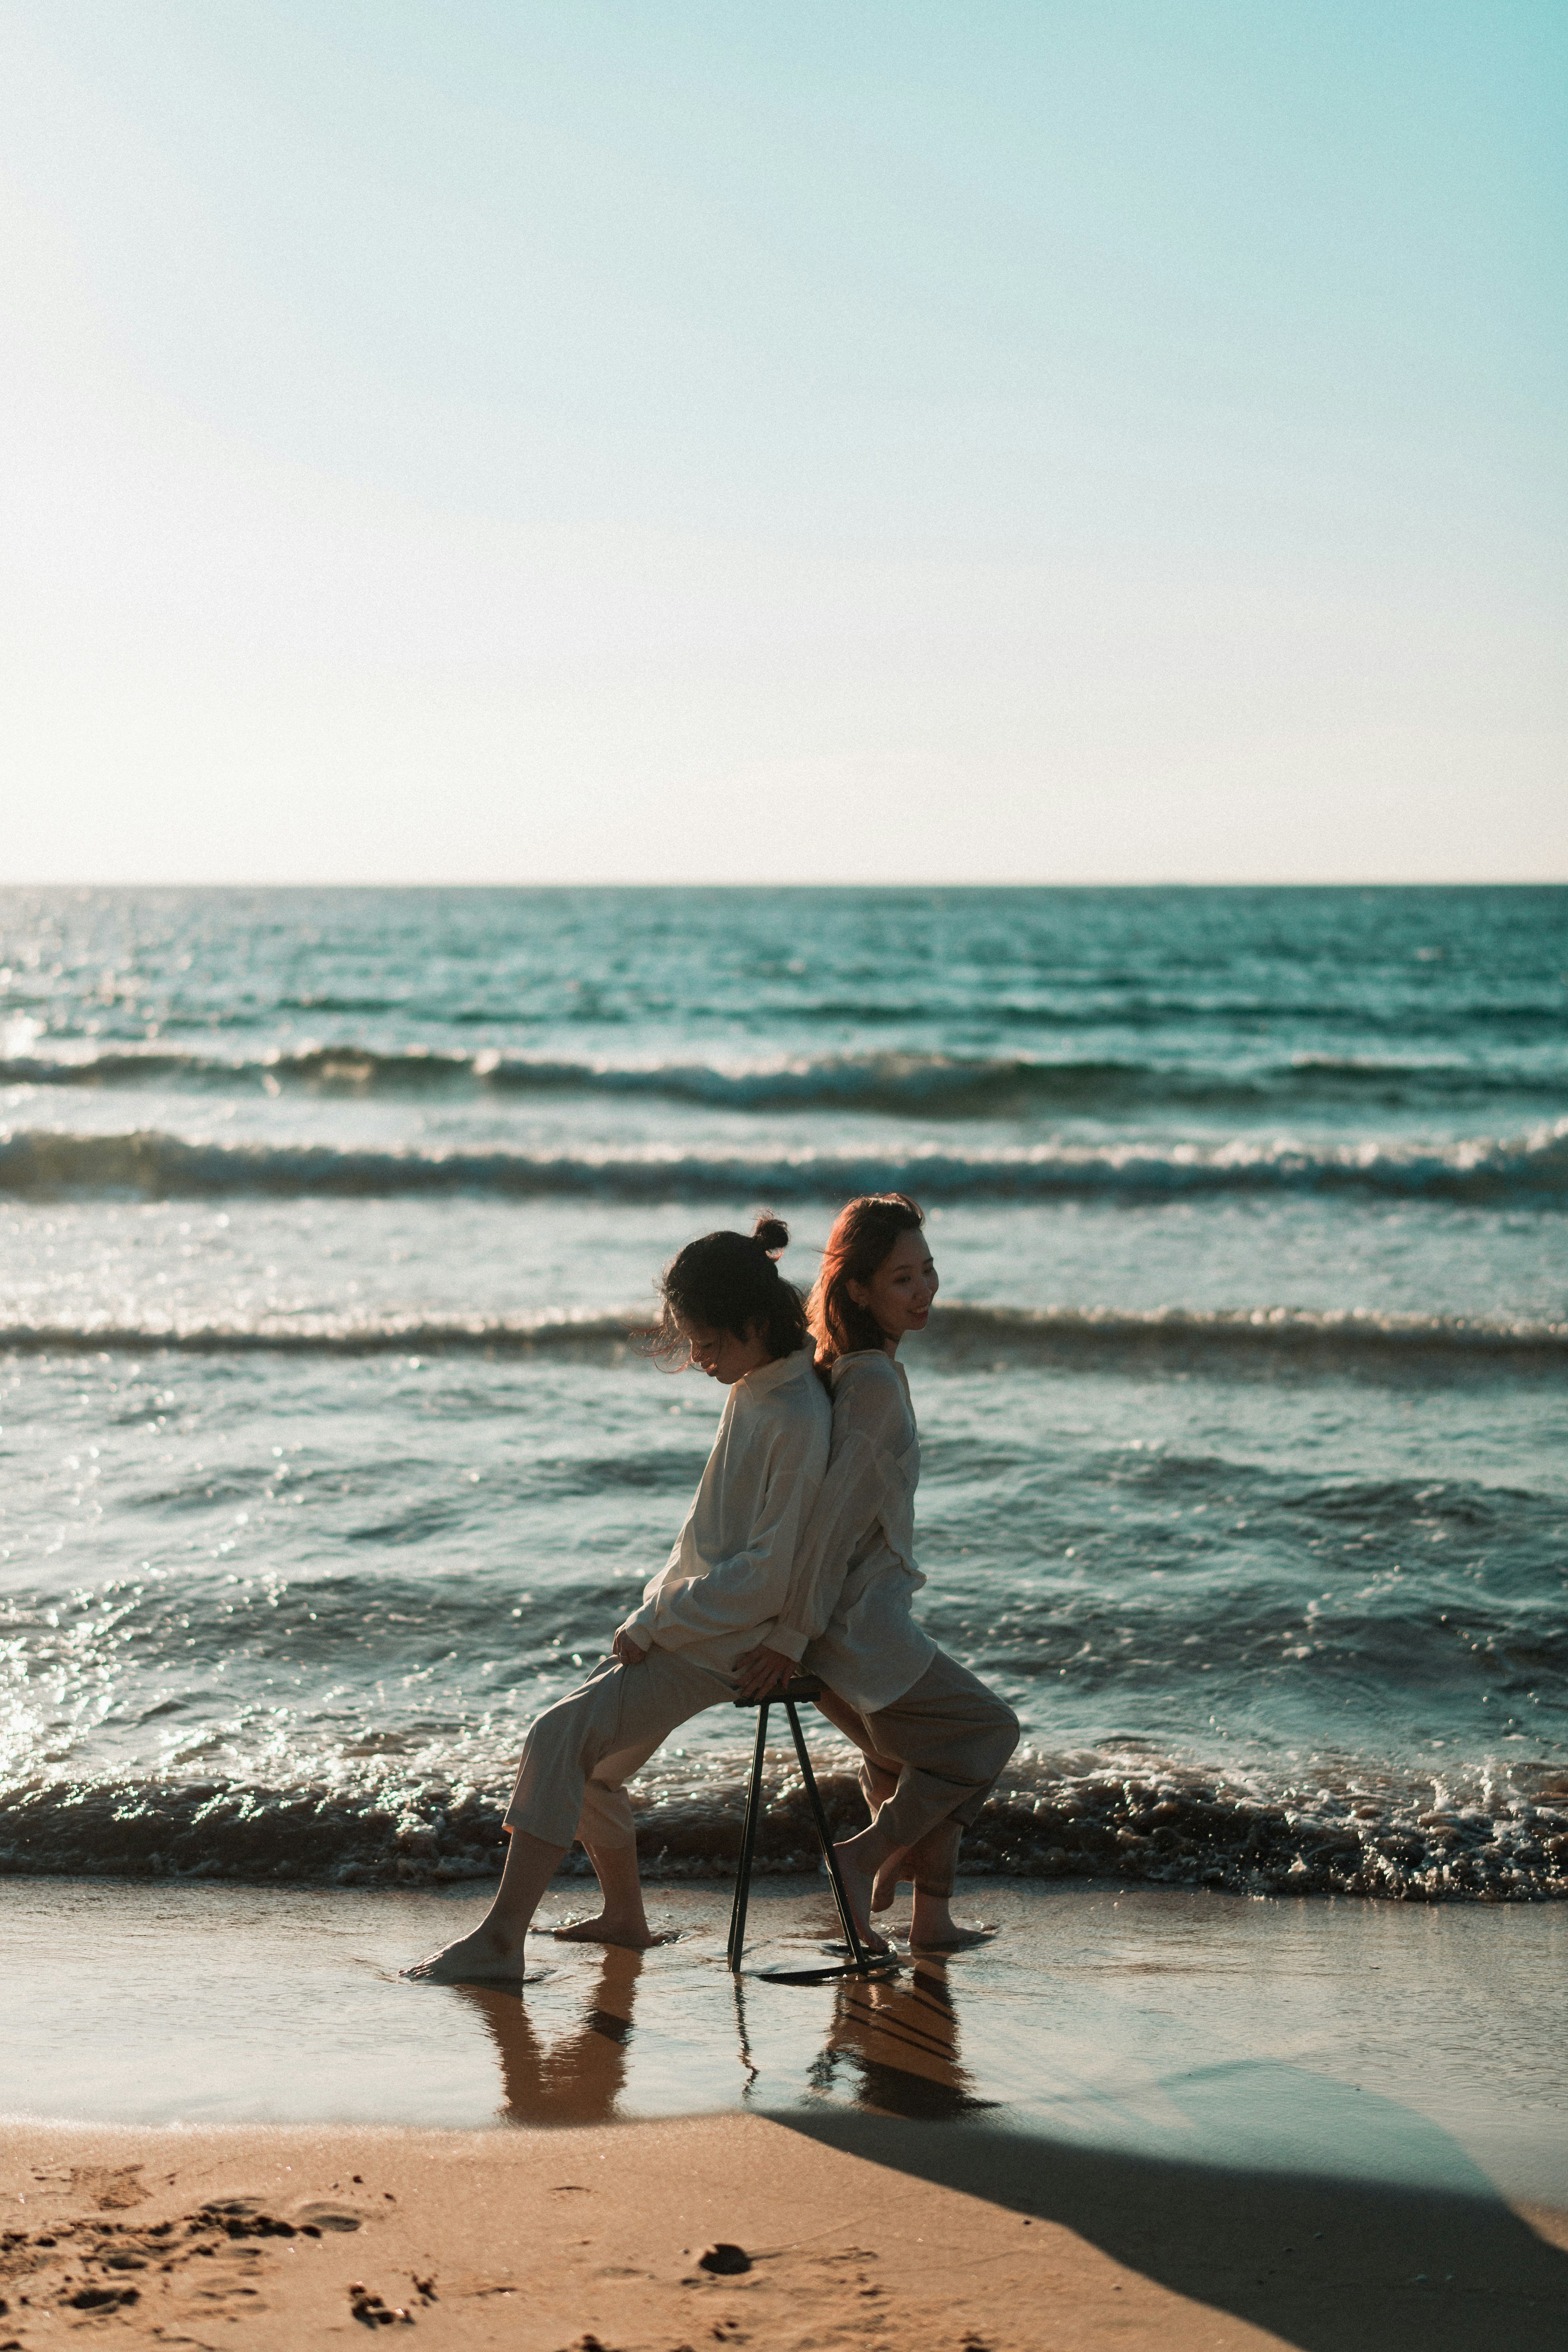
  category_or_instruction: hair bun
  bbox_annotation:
[752,1213,790,1259]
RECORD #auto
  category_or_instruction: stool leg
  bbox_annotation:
[728,1700,771,1973]
[783,1698,873,1973]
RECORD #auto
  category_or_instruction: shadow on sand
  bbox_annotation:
[765,1959,1568,2352]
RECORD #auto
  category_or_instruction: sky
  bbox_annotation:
[1,2,1564,885]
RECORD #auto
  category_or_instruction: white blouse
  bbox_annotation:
[771,1350,937,1716]
[615,1347,831,1678]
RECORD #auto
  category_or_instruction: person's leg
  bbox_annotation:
[405,1651,721,1980]
[804,1686,904,1949]
[403,1826,566,1982]
[552,1732,670,1948]
[554,1840,659,1948]
[831,1655,1018,1942]
[865,1817,959,1920]
[903,1821,993,1951]
[813,1685,900,1820]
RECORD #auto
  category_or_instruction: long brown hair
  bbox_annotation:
[807,1193,926,1372]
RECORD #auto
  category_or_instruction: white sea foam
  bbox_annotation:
[2,1299,1564,1365]
[2,1120,1566,1204]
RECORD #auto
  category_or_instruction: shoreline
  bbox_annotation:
[5,1878,1565,2167]
[7,1755,1566,1903]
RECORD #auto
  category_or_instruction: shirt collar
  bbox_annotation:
[739,1346,815,1399]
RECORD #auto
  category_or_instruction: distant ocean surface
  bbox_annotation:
[2,886,1565,1902]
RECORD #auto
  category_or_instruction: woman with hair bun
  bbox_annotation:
[408,1214,829,1983]
[735,1194,1019,1955]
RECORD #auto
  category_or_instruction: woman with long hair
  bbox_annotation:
[735,1194,1018,1954]
[408,1215,829,1983]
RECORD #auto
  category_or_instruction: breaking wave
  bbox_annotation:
[2,1302,1564,1370]
[2,1755,1564,1902]
[2,1122,1566,1206]
[930,1301,1568,1368]
[4,1043,1562,1118]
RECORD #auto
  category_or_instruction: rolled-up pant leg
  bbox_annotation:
[503,1649,728,1852]
[812,1686,900,1812]
[858,1650,1019,1895]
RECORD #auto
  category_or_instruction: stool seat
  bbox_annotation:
[724,1678,896,1986]
[731,1674,822,1706]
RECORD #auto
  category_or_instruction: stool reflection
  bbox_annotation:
[454,1947,644,2127]
[813,1960,993,2120]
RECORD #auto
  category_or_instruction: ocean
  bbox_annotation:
[1,885,1564,1904]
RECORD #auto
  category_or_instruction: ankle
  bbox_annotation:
[911,1893,955,1937]
[484,1905,535,1947]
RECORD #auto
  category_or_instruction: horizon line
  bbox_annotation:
[2,876,1563,893]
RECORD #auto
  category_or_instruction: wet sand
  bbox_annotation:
[3,1878,1566,2347]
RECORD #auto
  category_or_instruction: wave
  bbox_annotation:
[3,1755,1563,1902]
[4,1043,1562,1118]
[3,1122,1566,1206]
[3,1303,1564,1370]
[930,1302,1568,1369]
[775,996,1568,1037]
[1,1045,486,1093]
[0,1313,641,1356]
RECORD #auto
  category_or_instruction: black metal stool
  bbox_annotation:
[727,1674,898,1985]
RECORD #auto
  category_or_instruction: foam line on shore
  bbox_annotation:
[3,1754,1564,1901]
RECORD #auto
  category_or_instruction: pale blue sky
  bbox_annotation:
[2,3,1563,881]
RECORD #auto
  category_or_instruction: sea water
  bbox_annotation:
[1,886,1564,1899]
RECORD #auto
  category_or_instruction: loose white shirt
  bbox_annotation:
[615,1347,831,1678]
[771,1350,937,1715]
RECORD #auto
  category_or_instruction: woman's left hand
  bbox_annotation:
[612,1629,649,1666]
[731,1644,795,1701]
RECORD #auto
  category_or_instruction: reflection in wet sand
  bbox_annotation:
[814,1963,997,2121]
[454,1949,644,2126]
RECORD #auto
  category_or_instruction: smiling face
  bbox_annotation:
[846,1226,939,1352]
[678,1316,773,1385]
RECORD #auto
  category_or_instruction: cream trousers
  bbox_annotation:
[822,1648,1019,1896]
[503,1648,731,1852]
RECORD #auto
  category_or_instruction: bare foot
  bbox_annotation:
[550,1912,671,1951]
[832,1836,893,1956]
[870,1853,913,1914]
[403,1922,530,1984]
[909,1917,996,1954]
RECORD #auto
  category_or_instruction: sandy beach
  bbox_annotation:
[2,2103,1565,2352]
[4,1877,1566,2348]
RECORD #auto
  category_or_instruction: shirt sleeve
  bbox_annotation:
[768,1361,913,1658]
[616,1501,696,1648]
[618,1401,826,1653]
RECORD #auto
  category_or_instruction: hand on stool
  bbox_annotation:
[731,1643,794,1701]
